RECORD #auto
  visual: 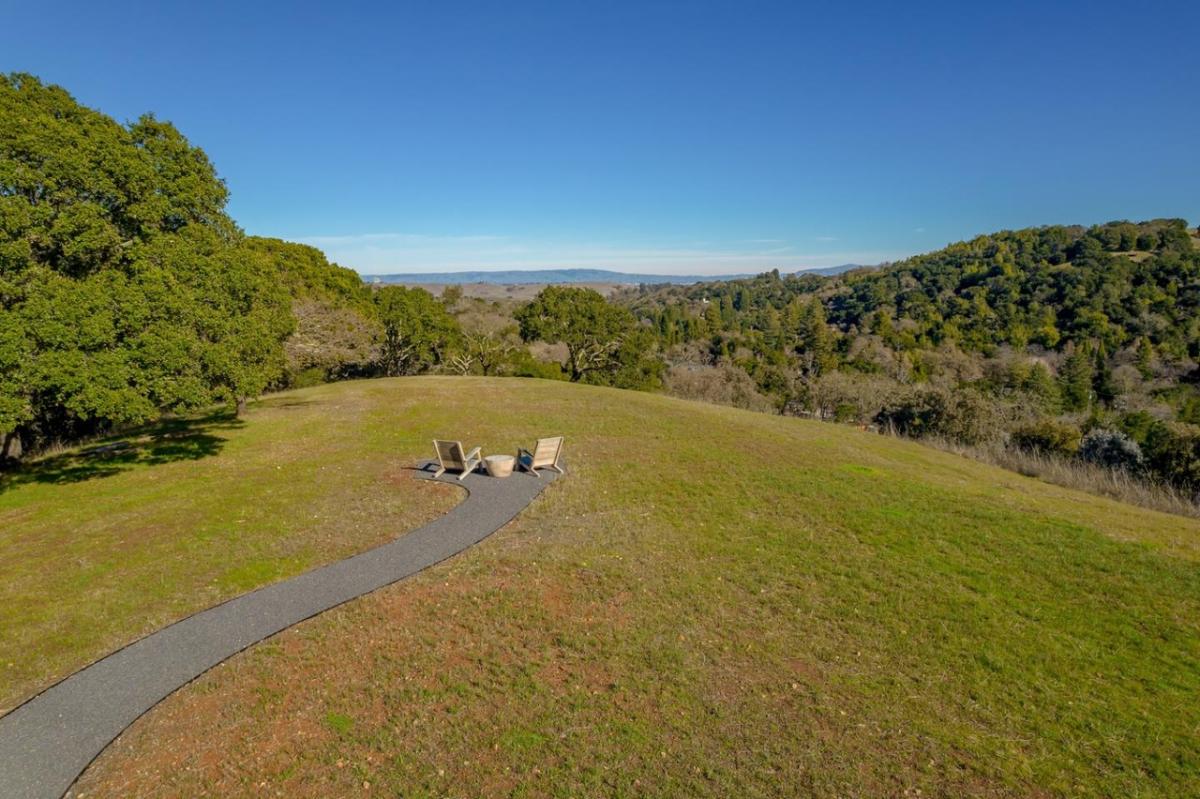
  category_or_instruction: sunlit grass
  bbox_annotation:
[0,386,459,711]
[10,377,1200,797]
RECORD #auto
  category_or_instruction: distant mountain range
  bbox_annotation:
[364,265,867,285]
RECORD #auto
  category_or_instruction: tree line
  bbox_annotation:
[620,219,1200,497]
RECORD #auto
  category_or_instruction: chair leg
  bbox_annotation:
[433,466,445,479]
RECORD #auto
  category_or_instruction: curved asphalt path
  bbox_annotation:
[0,461,561,799]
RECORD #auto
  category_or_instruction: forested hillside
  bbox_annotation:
[621,220,1200,498]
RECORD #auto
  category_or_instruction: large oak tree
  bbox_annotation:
[1,74,292,457]
[515,286,661,387]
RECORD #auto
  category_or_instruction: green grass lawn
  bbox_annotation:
[0,385,459,712]
[7,377,1200,798]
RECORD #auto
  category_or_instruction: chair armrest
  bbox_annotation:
[465,446,482,460]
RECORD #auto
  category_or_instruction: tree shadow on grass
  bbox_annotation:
[255,396,318,411]
[0,412,245,494]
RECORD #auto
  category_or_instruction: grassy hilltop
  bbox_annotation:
[3,377,1198,798]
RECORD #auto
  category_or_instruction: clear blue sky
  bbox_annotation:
[5,1,1198,275]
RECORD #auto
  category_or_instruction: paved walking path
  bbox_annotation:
[0,462,560,799]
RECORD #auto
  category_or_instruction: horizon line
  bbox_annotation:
[350,263,879,278]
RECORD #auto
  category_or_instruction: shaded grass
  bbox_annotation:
[0,386,459,711]
[0,412,241,492]
[28,378,1200,797]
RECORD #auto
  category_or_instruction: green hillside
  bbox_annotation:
[2,377,1187,797]
[621,221,1200,502]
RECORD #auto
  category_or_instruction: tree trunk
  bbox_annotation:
[1,431,22,462]
[236,397,248,417]
[566,347,583,382]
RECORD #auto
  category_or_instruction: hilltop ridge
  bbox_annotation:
[364,264,866,285]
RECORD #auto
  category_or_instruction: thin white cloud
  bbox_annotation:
[299,232,507,246]
[291,231,906,276]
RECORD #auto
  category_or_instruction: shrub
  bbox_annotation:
[1181,395,1200,425]
[833,403,858,423]
[288,367,329,390]
[1118,411,1157,444]
[1143,422,1200,493]
[807,371,898,424]
[875,386,1000,445]
[664,364,775,413]
[1078,429,1144,473]
[507,350,567,381]
[1011,419,1082,456]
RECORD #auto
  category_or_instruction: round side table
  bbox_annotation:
[484,454,516,478]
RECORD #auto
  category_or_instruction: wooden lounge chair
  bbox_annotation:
[517,436,565,477]
[432,439,482,480]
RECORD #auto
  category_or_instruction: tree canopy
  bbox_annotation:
[1,73,292,452]
[374,285,460,376]
[515,286,660,387]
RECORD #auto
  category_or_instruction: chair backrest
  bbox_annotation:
[434,439,466,467]
[531,436,563,467]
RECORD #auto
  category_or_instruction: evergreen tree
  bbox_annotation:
[763,306,783,351]
[1023,361,1062,413]
[703,301,722,333]
[1092,344,1117,406]
[1136,336,1154,377]
[734,286,753,312]
[719,295,735,325]
[796,298,837,374]
[871,310,895,342]
[1060,343,1094,412]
